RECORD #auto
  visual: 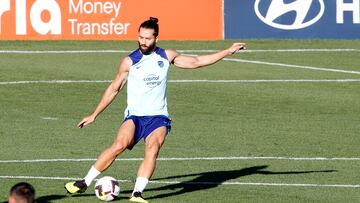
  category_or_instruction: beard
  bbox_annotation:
[138,41,156,55]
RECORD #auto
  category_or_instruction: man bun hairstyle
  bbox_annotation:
[149,17,158,24]
[139,17,159,37]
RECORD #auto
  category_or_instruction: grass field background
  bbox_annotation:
[0,40,359,202]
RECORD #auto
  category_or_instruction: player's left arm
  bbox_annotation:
[166,42,246,69]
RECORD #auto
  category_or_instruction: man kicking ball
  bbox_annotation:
[65,17,246,203]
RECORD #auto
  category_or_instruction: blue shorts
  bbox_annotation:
[123,115,171,150]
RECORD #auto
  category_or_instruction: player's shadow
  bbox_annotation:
[35,193,129,203]
[35,195,69,203]
[0,195,71,203]
[35,194,93,203]
[144,165,336,200]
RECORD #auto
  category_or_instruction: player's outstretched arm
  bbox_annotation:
[77,57,131,128]
[168,42,246,69]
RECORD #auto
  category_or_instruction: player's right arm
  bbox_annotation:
[77,57,132,128]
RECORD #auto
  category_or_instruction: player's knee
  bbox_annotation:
[111,140,127,154]
[145,142,161,158]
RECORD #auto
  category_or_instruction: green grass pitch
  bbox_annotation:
[0,40,359,202]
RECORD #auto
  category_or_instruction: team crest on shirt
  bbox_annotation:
[158,61,164,68]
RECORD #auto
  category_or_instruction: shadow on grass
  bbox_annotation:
[35,194,93,203]
[1,195,74,203]
[23,165,335,202]
[36,195,69,203]
[35,193,131,202]
[144,165,336,200]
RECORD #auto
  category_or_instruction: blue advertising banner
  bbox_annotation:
[224,0,360,39]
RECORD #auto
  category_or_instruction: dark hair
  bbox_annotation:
[10,182,35,203]
[139,17,159,37]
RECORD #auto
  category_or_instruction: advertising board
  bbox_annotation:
[0,0,223,40]
[224,0,360,39]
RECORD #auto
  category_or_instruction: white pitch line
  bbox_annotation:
[0,49,358,54]
[239,49,360,53]
[0,50,128,54]
[157,157,360,161]
[224,58,360,75]
[1,156,359,163]
[41,117,58,120]
[1,79,360,86]
[180,53,360,76]
[0,175,132,183]
[0,80,112,85]
[169,79,360,83]
[150,180,360,188]
[182,49,360,53]
[0,49,359,76]
[0,175,358,188]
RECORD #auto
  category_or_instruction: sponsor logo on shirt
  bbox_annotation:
[143,74,161,88]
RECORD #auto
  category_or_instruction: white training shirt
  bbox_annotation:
[124,47,170,117]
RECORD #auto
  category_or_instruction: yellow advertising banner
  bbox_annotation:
[0,0,223,40]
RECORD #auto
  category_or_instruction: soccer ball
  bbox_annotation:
[94,176,120,201]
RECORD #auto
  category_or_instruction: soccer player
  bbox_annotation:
[9,182,36,203]
[65,17,245,203]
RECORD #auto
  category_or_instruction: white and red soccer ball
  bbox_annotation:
[94,176,120,201]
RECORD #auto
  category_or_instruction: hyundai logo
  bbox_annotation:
[254,0,325,30]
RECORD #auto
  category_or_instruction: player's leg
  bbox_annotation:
[65,119,135,194]
[137,126,167,178]
[93,119,136,172]
[130,126,167,202]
